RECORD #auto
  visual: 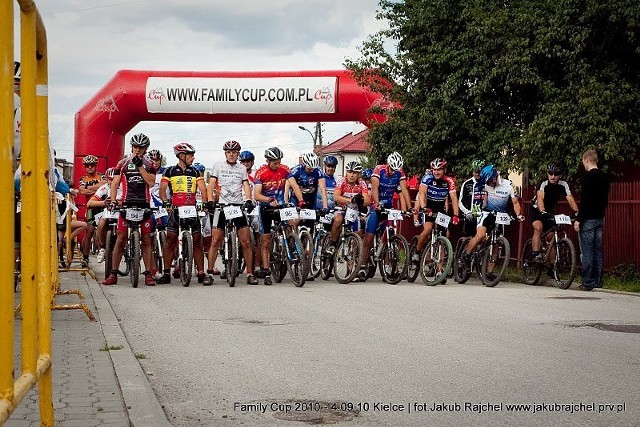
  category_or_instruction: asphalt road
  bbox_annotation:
[99,271,640,427]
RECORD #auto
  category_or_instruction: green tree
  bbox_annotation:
[346,0,640,181]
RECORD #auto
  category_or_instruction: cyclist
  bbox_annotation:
[458,159,485,237]
[529,163,579,265]
[285,152,329,226]
[253,147,304,285]
[358,152,413,282]
[412,158,460,263]
[204,140,257,285]
[192,162,212,257]
[157,143,209,285]
[317,155,338,212]
[459,164,524,281]
[362,168,373,191]
[102,133,158,286]
[239,150,263,275]
[326,161,370,254]
[87,168,121,263]
[78,154,105,266]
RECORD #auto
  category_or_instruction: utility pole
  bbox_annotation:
[314,122,323,163]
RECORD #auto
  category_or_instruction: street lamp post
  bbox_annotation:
[298,123,323,162]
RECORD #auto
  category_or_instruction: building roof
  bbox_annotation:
[322,129,369,154]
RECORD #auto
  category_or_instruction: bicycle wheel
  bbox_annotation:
[298,229,312,280]
[406,236,420,283]
[285,233,306,287]
[480,236,510,287]
[309,230,326,279]
[270,236,286,283]
[129,230,141,288]
[454,237,472,284]
[104,229,115,280]
[553,237,576,289]
[153,233,163,274]
[334,232,363,284]
[379,234,409,285]
[521,238,542,286]
[420,236,453,286]
[320,234,334,281]
[226,229,239,287]
[180,231,193,287]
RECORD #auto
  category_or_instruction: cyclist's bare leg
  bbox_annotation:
[97,218,107,247]
[141,232,155,272]
[532,220,543,252]
[238,226,254,274]
[110,229,128,273]
[465,226,487,255]
[192,232,205,273]
[361,232,375,269]
[82,223,96,257]
[253,232,262,270]
[162,231,178,270]
[416,222,433,252]
[330,213,343,242]
[261,232,273,269]
[207,228,224,270]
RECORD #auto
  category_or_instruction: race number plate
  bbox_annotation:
[16,201,21,213]
[554,214,572,225]
[223,205,243,220]
[319,213,334,224]
[279,207,298,221]
[435,212,451,228]
[154,207,168,219]
[345,208,359,223]
[495,212,511,225]
[178,205,197,218]
[300,209,316,220]
[125,208,145,222]
[387,209,403,221]
[103,210,119,220]
[93,211,104,222]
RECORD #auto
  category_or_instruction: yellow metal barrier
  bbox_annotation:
[0,1,54,425]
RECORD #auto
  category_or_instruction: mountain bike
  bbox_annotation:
[266,205,306,287]
[119,206,155,288]
[209,203,248,287]
[152,207,169,276]
[364,208,410,284]
[454,211,513,287]
[521,214,577,289]
[309,213,332,279]
[410,210,454,286]
[297,208,320,280]
[328,207,364,284]
[171,205,199,287]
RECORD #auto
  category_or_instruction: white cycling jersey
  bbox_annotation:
[210,161,248,204]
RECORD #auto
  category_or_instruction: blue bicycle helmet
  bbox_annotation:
[239,150,255,161]
[479,164,498,184]
[192,162,205,173]
[362,168,374,180]
[323,155,338,167]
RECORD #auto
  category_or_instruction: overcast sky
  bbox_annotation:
[14,0,383,168]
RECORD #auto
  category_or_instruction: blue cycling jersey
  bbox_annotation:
[317,173,336,209]
[288,164,324,205]
[372,165,405,208]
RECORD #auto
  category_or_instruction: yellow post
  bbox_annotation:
[0,0,16,414]
[35,9,53,424]
[19,0,38,387]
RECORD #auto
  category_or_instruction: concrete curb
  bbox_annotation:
[87,267,172,427]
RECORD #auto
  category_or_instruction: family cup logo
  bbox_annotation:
[148,87,166,105]
[95,95,119,119]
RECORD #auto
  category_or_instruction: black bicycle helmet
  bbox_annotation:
[264,147,284,160]
[130,133,150,147]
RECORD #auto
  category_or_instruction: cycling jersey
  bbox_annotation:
[335,177,369,208]
[91,182,123,203]
[79,172,104,219]
[162,165,203,207]
[254,164,290,205]
[459,177,483,216]
[149,166,166,209]
[418,171,456,212]
[114,156,156,205]
[211,161,248,204]
[288,164,324,206]
[372,165,406,208]
[531,179,571,213]
[481,178,517,212]
[317,172,336,209]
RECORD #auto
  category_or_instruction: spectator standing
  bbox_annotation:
[573,149,610,291]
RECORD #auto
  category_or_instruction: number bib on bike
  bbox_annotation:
[126,208,145,222]
[223,205,243,220]
[300,209,316,220]
[554,214,571,225]
[435,212,451,228]
[345,207,359,223]
[279,207,298,221]
[495,212,511,225]
[178,205,197,218]
[388,209,403,221]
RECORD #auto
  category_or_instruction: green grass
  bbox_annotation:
[100,344,124,351]
[134,353,146,359]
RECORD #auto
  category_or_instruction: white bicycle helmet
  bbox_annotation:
[301,152,319,168]
[387,152,404,170]
[173,142,196,157]
[430,158,447,170]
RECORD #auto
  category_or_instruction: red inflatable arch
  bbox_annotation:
[73,69,387,187]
